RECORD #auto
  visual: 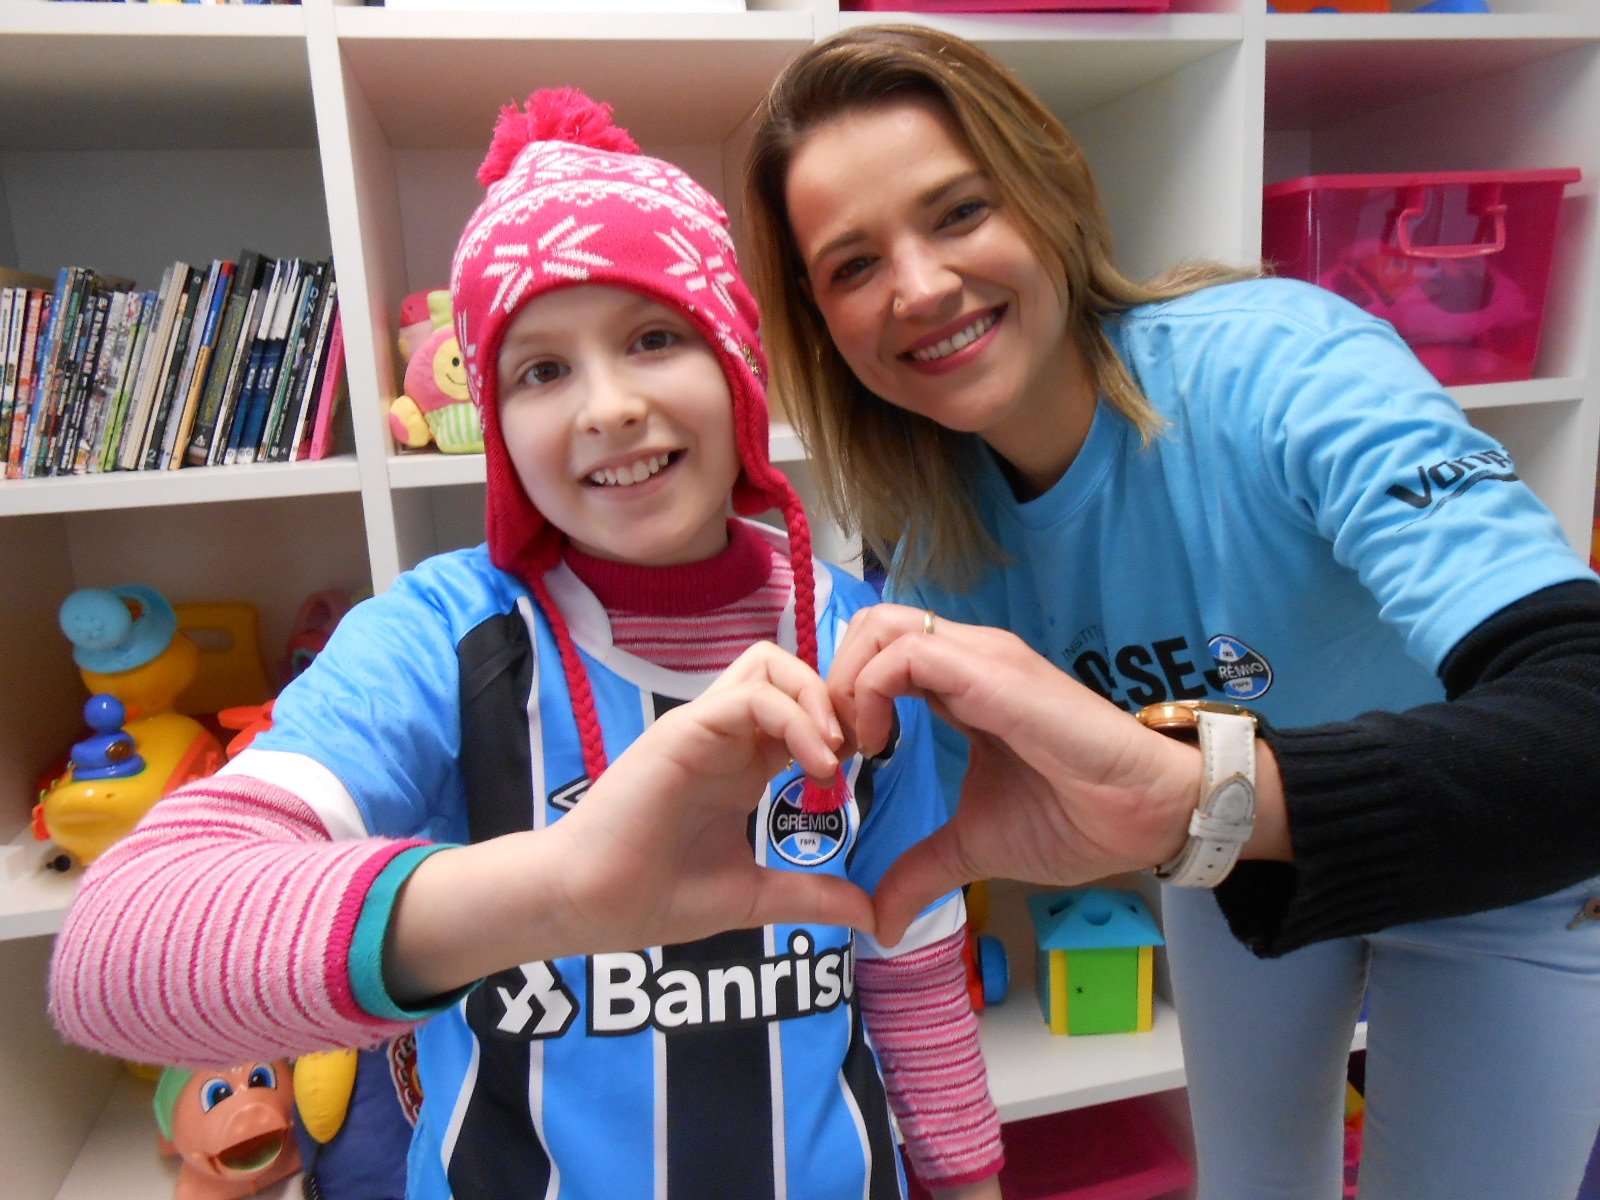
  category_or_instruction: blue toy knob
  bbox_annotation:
[69,693,145,780]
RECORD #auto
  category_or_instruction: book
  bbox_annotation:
[67,289,131,474]
[205,256,274,467]
[118,263,188,471]
[50,287,112,474]
[11,271,68,478]
[259,260,326,463]
[0,288,20,461]
[6,290,49,478]
[138,266,205,471]
[93,290,156,473]
[227,258,300,465]
[219,256,287,466]
[162,258,235,469]
[279,275,339,463]
[34,268,96,476]
[306,304,347,461]
[187,249,264,466]
[148,261,222,470]
[23,266,91,477]
[76,290,142,474]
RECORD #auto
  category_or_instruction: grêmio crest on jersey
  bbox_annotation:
[767,773,851,867]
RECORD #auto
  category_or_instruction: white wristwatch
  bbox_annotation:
[1136,700,1259,888]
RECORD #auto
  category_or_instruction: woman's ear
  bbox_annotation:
[796,272,814,305]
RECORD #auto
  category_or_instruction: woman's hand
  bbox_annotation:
[828,605,1202,946]
[386,642,872,1002]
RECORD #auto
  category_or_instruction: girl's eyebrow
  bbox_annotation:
[803,170,989,273]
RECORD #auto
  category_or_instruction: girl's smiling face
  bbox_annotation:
[784,97,1084,483]
[496,285,740,567]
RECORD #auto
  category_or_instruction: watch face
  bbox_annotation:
[1136,702,1202,735]
[1135,700,1256,736]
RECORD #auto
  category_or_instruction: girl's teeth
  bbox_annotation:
[593,454,668,487]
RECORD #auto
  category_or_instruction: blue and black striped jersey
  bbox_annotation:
[250,523,963,1200]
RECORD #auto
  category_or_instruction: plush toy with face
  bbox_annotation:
[387,326,484,454]
[156,1061,302,1200]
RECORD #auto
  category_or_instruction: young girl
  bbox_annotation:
[741,24,1600,1200]
[49,89,1003,1200]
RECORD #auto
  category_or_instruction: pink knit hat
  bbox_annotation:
[451,88,842,811]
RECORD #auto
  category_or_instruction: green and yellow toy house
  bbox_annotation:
[1027,888,1164,1036]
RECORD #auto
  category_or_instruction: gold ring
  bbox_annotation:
[923,609,937,636]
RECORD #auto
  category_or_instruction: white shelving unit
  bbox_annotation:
[1,1,1594,1196]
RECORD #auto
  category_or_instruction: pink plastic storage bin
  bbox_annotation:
[842,1,1169,12]
[905,1097,1193,1200]
[1262,168,1580,386]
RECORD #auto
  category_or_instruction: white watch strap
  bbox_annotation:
[1155,709,1257,888]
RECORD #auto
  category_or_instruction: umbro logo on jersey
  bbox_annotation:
[767,776,849,867]
[590,932,855,1036]
[470,962,578,1041]
[1386,449,1517,519]
[548,775,590,813]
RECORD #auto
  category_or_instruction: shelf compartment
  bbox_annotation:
[1265,34,1599,134]
[334,8,816,150]
[0,6,314,153]
[0,458,363,518]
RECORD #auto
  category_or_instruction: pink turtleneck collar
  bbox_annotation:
[561,520,775,617]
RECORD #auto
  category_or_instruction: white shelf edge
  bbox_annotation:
[386,423,809,490]
[0,458,364,518]
[980,995,1188,1122]
[334,5,815,41]
[1263,11,1600,41]
[1450,375,1588,411]
[0,3,307,38]
[836,11,1245,43]
[0,829,77,943]
[387,449,487,489]
[983,993,1369,1124]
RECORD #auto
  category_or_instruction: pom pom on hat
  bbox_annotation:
[477,87,640,188]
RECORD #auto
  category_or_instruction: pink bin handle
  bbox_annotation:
[1395,184,1506,259]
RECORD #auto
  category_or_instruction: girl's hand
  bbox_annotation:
[547,639,869,950]
[387,642,871,1001]
[827,605,1201,946]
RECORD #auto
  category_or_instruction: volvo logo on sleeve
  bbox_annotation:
[1208,634,1272,701]
[767,776,848,867]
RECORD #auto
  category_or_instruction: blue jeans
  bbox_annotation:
[1163,876,1600,1200]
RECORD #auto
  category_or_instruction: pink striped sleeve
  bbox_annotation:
[855,929,1005,1189]
[48,773,429,1069]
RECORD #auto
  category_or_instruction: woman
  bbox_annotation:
[742,23,1600,1200]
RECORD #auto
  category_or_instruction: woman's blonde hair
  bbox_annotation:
[744,24,1255,589]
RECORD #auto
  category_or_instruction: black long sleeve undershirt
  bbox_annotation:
[1213,578,1600,957]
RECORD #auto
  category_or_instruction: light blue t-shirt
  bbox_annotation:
[893,278,1593,794]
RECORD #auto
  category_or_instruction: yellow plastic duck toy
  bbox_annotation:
[36,585,225,865]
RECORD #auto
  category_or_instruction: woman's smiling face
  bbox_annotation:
[784,97,1080,472]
